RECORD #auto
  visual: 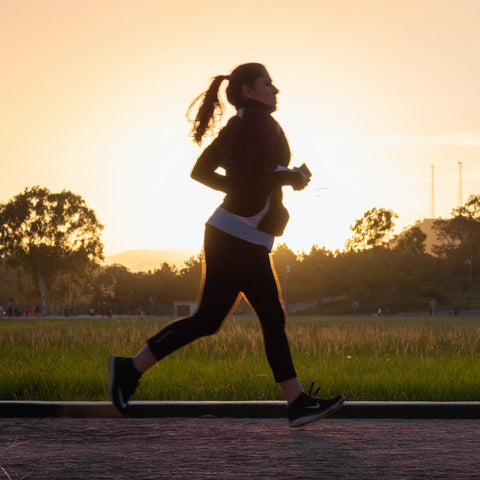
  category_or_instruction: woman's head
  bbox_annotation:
[187,62,278,144]
[226,63,278,108]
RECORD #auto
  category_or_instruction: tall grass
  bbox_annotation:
[1,315,479,401]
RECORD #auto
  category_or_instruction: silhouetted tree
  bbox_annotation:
[394,226,427,257]
[92,264,132,312]
[345,207,398,251]
[433,216,480,260]
[179,254,203,300]
[433,214,480,289]
[431,195,480,296]
[0,187,104,313]
[389,226,435,297]
[0,263,20,306]
[298,245,343,302]
[272,243,297,282]
[150,262,179,305]
[452,194,480,219]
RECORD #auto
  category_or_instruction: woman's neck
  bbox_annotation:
[241,98,276,113]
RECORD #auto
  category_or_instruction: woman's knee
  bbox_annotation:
[187,312,224,337]
[194,319,222,337]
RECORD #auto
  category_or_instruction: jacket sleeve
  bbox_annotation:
[244,113,303,190]
[190,132,228,192]
[273,167,307,190]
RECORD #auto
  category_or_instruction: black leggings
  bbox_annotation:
[147,224,297,383]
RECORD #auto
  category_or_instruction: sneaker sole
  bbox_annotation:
[289,395,346,428]
[108,356,128,416]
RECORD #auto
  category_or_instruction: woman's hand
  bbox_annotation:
[292,167,311,191]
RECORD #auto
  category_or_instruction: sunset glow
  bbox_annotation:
[2,0,479,257]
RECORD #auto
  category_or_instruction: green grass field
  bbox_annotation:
[1,315,480,402]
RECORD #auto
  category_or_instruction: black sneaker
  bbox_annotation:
[288,392,345,427]
[108,356,141,415]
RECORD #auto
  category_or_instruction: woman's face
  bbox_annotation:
[243,72,279,108]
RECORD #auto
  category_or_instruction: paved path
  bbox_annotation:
[1,417,479,479]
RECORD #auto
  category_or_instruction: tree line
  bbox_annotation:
[1,187,479,315]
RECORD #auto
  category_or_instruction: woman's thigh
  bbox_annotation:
[241,247,285,323]
[197,226,245,319]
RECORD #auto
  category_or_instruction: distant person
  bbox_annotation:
[352,301,359,315]
[109,63,345,427]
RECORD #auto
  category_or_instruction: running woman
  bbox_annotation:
[109,63,345,427]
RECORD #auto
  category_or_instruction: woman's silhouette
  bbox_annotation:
[109,63,345,427]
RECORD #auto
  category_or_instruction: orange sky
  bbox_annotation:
[2,0,479,256]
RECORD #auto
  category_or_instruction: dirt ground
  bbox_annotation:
[1,417,479,479]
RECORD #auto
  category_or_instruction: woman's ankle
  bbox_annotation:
[279,377,304,404]
[132,345,157,373]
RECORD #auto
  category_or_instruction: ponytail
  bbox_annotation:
[187,75,229,145]
[186,63,268,145]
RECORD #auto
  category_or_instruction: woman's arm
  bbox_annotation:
[190,134,228,192]
[245,116,309,190]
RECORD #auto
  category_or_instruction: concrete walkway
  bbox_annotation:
[1,416,479,479]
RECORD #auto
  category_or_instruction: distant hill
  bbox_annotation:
[104,248,198,272]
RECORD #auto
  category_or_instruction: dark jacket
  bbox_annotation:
[191,101,303,236]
